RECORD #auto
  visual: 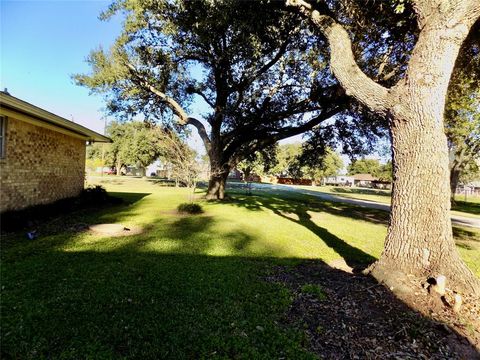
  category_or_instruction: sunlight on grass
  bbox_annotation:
[80,177,477,272]
[2,176,478,359]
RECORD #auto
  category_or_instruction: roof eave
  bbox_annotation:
[0,93,111,143]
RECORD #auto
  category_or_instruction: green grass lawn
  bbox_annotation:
[293,185,480,218]
[1,176,479,359]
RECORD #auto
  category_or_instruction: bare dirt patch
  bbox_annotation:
[266,261,480,359]
[88,223,143,237]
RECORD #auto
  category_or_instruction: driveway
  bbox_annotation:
[245,182,480,229]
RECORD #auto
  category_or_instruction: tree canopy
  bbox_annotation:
[74,0,414,198]
[107,121,162,175]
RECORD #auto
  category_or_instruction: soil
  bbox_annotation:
[88,223,143,237]
[266,261,480,359]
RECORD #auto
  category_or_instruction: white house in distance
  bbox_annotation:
[324,175,354,187]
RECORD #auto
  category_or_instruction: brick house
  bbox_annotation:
[0,92,110,213]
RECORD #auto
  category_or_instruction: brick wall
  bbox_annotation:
[0,117,86,212]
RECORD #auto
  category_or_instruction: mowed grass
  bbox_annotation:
[293,185,480,218]
[1,176,479,359]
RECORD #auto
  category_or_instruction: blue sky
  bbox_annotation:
[0,0,228,153]
[1,0,121,134]
[0,0,331,157]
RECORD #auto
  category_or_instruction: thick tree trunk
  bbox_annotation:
[116,159,122,176]
[291,0,480,295]
[369,112,478,294]
[243,167,252,182]
[205,150,231,200]
[368,7,480,295]
[206,170,229,200]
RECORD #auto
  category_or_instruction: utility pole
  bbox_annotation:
[101,117,108,177]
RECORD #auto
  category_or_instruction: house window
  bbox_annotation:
[0,116,5,158]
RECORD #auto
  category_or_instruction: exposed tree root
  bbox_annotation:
[365,259,480,298]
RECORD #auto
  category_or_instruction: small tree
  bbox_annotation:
[107,121,162,176]
[270,143,303,177]
[237,146,277,181]
[157,129,199,188]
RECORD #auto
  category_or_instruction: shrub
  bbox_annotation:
[79,185,109,205]
[177,203,203,214]
[1,185,121,233]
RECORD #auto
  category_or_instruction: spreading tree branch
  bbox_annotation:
[225,105,344,163]
[286,0,391,116]
[190,88,215,109]
[125,62,211,151]
[233,39,290,93]
[185,117,212,153]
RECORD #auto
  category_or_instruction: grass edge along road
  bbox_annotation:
[1,176,479,359]
[290,184,480,219]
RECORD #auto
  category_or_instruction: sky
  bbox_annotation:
[0,0,124,134]
[1,0,382,164]
[0,0,306,156]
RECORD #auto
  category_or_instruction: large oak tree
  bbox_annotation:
[75,0,352,199]
[288,0,480,294]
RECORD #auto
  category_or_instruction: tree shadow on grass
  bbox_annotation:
[453,226,480,252]
[2,245,478,358]
[2,192,478,359]
[453,227,480,242]
[452,200,480,216]
[330,186,391,197]
[224,192,378,268]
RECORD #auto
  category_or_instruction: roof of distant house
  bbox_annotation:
[0,91,110,143]
[353,173,377,181]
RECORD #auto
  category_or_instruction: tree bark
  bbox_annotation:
[291,0,480,295]
[370,4,480,295]
[116,159,123,176]
[206,170,229,200]
[370,110,478,293]
[138,165,146,177]
[205,146,231,200]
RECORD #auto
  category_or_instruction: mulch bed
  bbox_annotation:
[266,261,480,359]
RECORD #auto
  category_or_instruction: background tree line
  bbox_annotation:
[86,121,199,187]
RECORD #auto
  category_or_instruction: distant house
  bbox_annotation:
[353,173,377,187]
[324,176,354,186]
[456,181,480,197]
[0,92,110,213]
[276,177,312,186]
[228,168,243,180]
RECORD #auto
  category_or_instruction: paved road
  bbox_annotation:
[245,182,480,229]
